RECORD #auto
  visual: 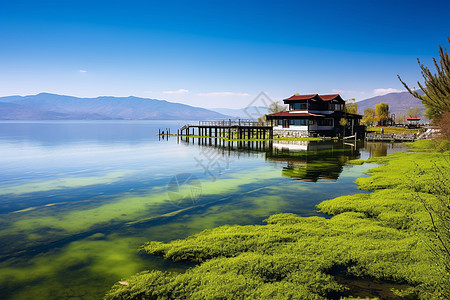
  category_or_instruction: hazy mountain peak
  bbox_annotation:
[357,91,426,116]
[0,93,230,120]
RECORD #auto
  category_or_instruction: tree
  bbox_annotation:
[406,107,421,118]
[424,104,441,122]
[362,108,375,126]
[268,101,287,114]
[398,38,450,120]
[375,103,389,126]
[339,118,348,126]
[258,114,267,123]
[395,113,406,124]
[344,98,358,114]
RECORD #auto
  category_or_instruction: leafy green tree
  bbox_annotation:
[398,38,450,120]
[375,103,389,125]
[344,98,358,114]
[424,104,441,121]
[268,101,287,114]
[339,118,348,126]
[406,107,421,118]
[362,108,375,125]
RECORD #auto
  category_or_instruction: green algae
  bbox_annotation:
[105,144,450,299]
[0,167,284,259]
[0,170,136,196]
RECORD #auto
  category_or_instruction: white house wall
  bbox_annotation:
[273,125,308,131]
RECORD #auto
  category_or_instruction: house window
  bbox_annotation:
[289,119,308,125]
[317,119,333,126]
[277,119,283,125]
[290,103,308,110]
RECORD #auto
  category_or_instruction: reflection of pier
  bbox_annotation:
[180,135,273,152]
[178,137,362,182]
[180,120,273,139]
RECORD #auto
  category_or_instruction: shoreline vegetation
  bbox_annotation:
[105,140,449,300]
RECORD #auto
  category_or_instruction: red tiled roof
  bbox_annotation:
[319,94,341,101]
[283,94,319,101]
[267,111,324,117]
[282,93,345,102]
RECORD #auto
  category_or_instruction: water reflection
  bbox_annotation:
[180,138,363,182]
[364,141,407,157]
[0,121,406,300]
[268,141,361,182]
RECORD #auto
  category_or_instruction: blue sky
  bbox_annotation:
[1,0,449,108]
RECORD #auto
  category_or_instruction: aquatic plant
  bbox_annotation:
[105,142,450,300]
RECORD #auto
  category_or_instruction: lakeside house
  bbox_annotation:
[266,94,364,138]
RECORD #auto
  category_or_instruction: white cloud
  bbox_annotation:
[331,89,365,95]
[197,92,250,96]
[373,88,403,96]
[163,89,189,94]
[79,70,87,73]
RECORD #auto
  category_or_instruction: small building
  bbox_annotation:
[266,94,364,138]
[405,117,421,129]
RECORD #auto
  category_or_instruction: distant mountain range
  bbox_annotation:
[0,91,427,120]
[357,91,426,117]
[0,93,230,120]
[211,106,269,119]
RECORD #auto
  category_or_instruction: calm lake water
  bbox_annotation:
[0,121,406,300]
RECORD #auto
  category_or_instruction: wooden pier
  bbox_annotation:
[179,120,274,140]
[365,133,417,142]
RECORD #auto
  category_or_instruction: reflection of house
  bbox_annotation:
[266,94,363,137]
[266,141,360,182]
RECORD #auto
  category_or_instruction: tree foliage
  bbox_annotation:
[395,113,406,124]
[362,108,375,125]
[375,102,389,125]
[339,118,347,126]
[406,107,421,118]
[344,98,358,114]
[398,38,450,120]
[268,101,287,114]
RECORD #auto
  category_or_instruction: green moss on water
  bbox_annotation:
[1,168,279,235]
[0,170,136,196]
[105,142,450,300]
[404,139,450,152]
[347,160,365,165]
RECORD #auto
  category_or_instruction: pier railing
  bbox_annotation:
[366,133,416,142]
[198,120,272,127]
